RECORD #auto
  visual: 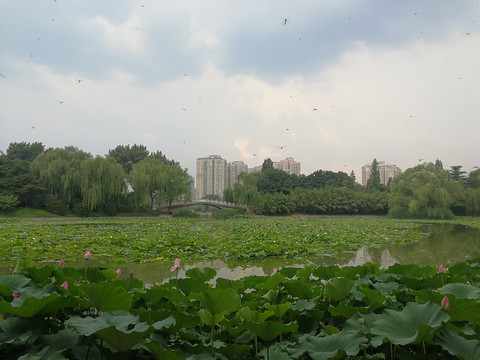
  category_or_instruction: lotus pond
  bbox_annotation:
[1,216,480,284]
[1,216,480,359]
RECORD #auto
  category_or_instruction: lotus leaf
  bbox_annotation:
[66,311,152,352]
[323,277,354,301]
[435,330,480,360]
[294,328,367,360]
[437,283,480,299]
[75,281,132,311]
[370,301,450,345]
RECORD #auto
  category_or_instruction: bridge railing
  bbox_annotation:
[162,200,246,209]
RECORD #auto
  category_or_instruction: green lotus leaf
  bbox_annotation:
[323,277,354,301]
[189,287,241,315]
[245,320,298,343]
[176,278,209,296]
[278,266,300,279]
[264,302,292,318]
[256,273,288,292]
[198,308,227,326]
[0,274,30,296]
[284,279,315,299]
[372,280,405,294]
[289,299,316,312]
[313,265,340,280]
[0,286,73,318]
[447,297,480,323]
[143,337,186,360]
[329,302,375,318]
[185,267,216,282]
[236,306,274,323]
[66,311,151,352]
[41,328,80,351]
[17,345,67,360]
[0,315,46,343]
[437,283,480,299]
[24,265,55,284]
[151,315,176,330]
[294,328,367,360]
[435,330,480,360]
[371,301,450,345]
[75,281,132,312]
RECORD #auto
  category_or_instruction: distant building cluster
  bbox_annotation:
[195,155,301,200]
[361,161,402,186]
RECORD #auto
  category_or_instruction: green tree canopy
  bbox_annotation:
[107,144,149,173]
[261,158,274,172]
[79,156,127,211]
[6,142,45,161]
[129,158,191,213]
[367,158,383,191]
[30,147,92,204]
[0,157,43,207]
[388,163,454,219]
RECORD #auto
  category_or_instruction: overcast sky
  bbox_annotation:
[1,1,479,179]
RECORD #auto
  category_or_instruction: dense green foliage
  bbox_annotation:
[0,142,190,216]
[1,142,479,219]
[0,217,441,264]
[1,257,479,359]
[225,161,480,218]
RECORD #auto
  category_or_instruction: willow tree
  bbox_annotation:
[388,163,454,219]
[129,158,190,213]
[232,172,262,213]
[79,156,126,212]
[30,146,91,204]
[162,164,192,211]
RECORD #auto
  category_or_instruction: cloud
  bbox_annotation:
[86,15,148,57]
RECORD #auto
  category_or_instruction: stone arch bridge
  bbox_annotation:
[159,200,246,211]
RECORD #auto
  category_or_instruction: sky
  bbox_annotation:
[1,0,479,180]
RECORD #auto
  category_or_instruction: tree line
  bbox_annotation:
[223,158,480,219]
[0,142,191,215]
[1,141,479,219]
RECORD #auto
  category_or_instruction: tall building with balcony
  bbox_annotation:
[273,157,301,175]
[362,161,401,186]
[227,161,248,188]
[196,155,227,199]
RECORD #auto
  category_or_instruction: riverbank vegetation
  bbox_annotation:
[1,142,479,219]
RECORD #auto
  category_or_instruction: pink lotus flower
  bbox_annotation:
[170,258,180,272]
[129,270,134,278]
[441,295,450,311]
[439,264,445,273]
[13,293,20,300]
[84,251,91,259]
[59,259,65,267]
[60,281,68,290]
[116,268,122,276]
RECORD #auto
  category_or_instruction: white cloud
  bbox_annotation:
[85,15,148,56]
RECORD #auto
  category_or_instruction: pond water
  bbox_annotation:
[3,223,480,285]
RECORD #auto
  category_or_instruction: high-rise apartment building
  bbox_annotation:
[196,155,227,199]
[227,161,248,188]
[196,155,302,200]
[273,157,301,175]
[362,161,401,186]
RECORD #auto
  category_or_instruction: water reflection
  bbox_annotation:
[2,224,479,284]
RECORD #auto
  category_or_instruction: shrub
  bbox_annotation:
[173,209,200,218]
[46,198,67,216]
[104,203,118,216]
[0,193,20,211]
[74,203,91,217]
[211,208,246,220]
